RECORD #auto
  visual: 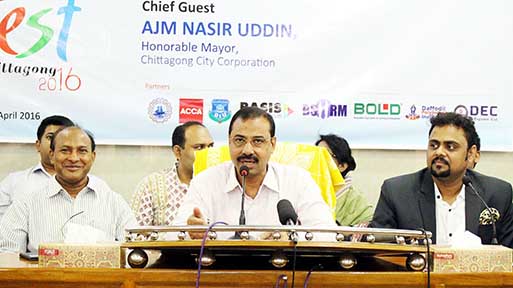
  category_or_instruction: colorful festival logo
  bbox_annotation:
[0,0,81,61]
[148,98,172,123]
[209,99,231,123]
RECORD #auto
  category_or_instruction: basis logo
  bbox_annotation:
[148,98,172,123]
[240,102,293,117]
[454,104,498,118]
[209,99,231,123]
[179,98,203,123]
[405,105,420,120]
[303,99,347,119]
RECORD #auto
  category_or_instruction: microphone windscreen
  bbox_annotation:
[277,199,298,225]
[239,165,249,176]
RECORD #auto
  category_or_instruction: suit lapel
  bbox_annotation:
[418,170,437,242]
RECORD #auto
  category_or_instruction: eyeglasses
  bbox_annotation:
[231,136,269,148]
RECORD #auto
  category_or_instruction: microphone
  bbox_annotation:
[462,175,498,245]
[232,165,249,239]
[238,165,249,226]
[277,199,299,243]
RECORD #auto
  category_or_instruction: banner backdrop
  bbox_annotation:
[1,0,512,150]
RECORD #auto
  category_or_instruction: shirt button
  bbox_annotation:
[449,233,453,237]
[449,209,452,212]
[436,195,441,199]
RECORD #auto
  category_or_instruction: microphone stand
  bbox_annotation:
[231,166,248,239]
[463,176,498,245]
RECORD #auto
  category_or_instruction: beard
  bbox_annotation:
[430,157,450,178]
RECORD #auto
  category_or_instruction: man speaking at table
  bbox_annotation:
[174,107,335,238]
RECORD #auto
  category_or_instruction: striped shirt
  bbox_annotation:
[0,163,52,220]
[0,175,137,253]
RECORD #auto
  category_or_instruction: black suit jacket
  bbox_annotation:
[371,168,513,248]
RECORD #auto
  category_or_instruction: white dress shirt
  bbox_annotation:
[435,183,466,245]
[0,163,52,219]
[0,175,137,253]
[174,162,336,237]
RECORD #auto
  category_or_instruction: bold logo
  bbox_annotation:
[354,103,401,115]
[303,99,347,119]
[179,98,203,123]
[0,0,81,61]
[209,99,231,123]
[148,98,172,123]
[454,104,498,118]
[405,105,420,120]
[240,102,293,117]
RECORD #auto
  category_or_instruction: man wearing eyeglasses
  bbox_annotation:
[174,107,335,239]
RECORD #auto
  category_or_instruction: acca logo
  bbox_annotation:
[303,99,347,119]
[179,98,203,123]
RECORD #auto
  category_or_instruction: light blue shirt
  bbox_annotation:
[0,175,137,253]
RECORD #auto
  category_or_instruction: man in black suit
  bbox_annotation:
[371,112,513,247]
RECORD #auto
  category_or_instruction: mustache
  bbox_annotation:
[237,154,258,162]
[431,156,449,166]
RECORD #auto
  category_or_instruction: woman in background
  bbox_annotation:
[316,134,373,226]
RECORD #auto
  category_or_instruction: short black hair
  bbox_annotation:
[50,126,96,152]
[429,112,479,150]
[36,115,74,140]
[228,107,275,137]
[172,121,206,148]
[315,134,356,177]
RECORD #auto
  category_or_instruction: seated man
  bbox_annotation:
[0,126,136,253]
[316,134,373,226]
[0,115,74,219]
[371,112,513,247]
[131,121,214,225]
[174,107,335,239]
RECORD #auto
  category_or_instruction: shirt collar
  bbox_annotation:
[46,175,97,198]
[223,162,280,194]
[172,163,189,188]
[434,182,466,203]
[31,162,52,178]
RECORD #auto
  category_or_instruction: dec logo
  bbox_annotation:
[179,98,203,123]
[0,0,81,61]
[454,105,498,117]
[354,103,401,115]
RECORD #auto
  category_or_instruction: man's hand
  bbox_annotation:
[187,207,207,239]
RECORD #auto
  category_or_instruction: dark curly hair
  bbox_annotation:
[429,112,479,150]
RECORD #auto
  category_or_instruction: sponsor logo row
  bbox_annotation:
[148,98,499,124]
